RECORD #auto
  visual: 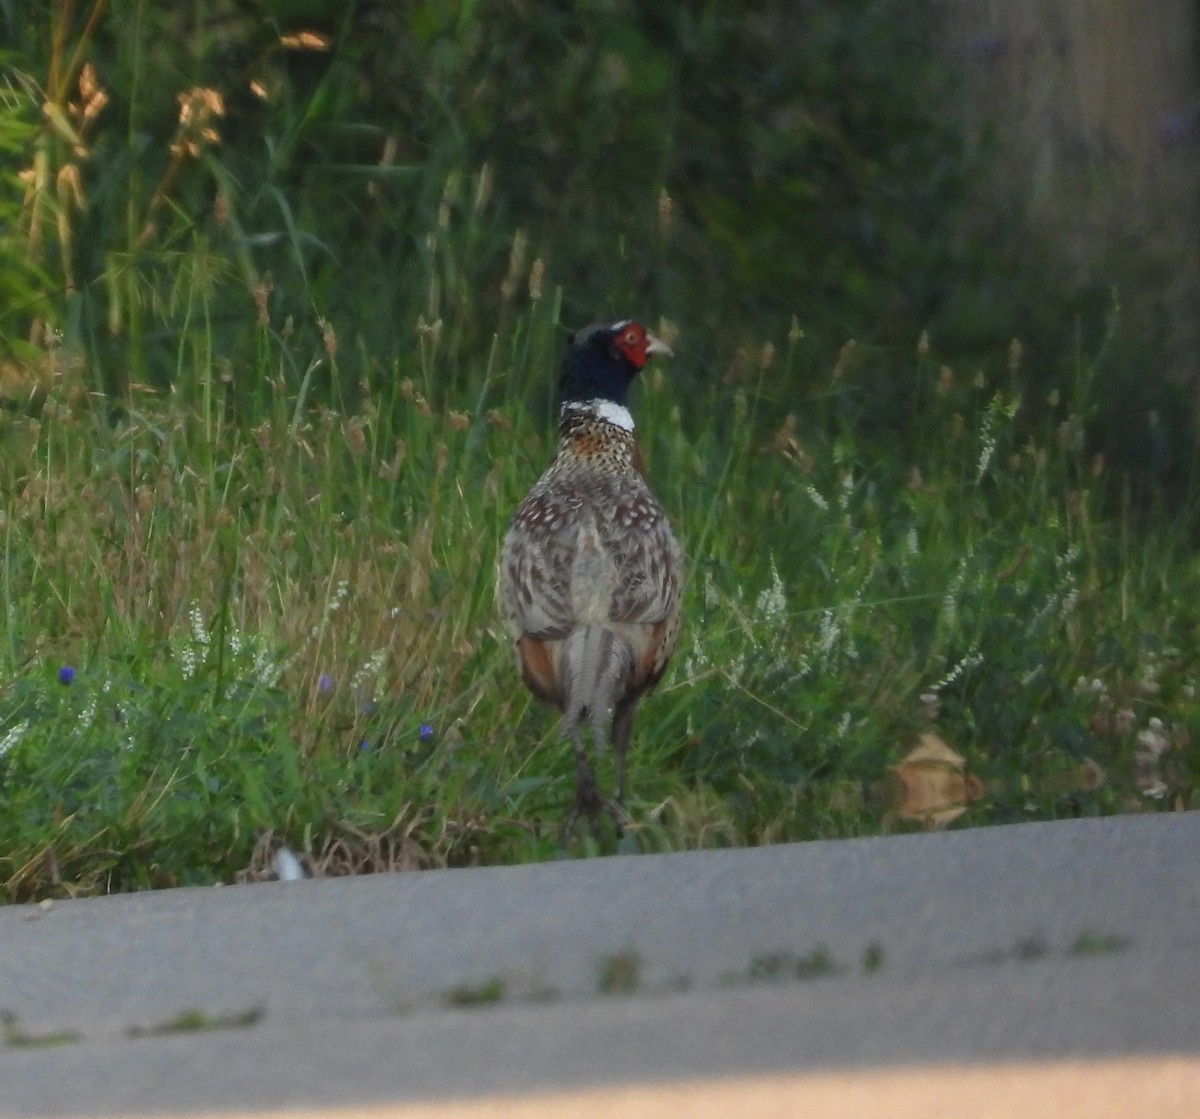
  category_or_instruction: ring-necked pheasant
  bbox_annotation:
[498,320,683,833]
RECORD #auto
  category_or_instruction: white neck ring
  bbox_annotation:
[563,399,635,432]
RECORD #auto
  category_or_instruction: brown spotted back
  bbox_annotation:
[499,408,683,707]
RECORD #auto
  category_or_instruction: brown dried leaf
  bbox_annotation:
[886,733,982,829]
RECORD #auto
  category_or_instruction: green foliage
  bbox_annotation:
[1,0,1185,481]
[443,977,507,1008]
[0,1,1195,900]
[0,59,48,364]
[0,2,986,387]
[0,289,1195,899]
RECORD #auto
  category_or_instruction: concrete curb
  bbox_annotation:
[2,813,1197,1116]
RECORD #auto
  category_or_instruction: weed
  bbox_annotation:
[739,950,844,984]
[747,946,845,983]
[443,977,506,1009]
[126,1006,264,1038]
[862,942,886,973]
[0,1010,80,1048]
[597,949,643,995]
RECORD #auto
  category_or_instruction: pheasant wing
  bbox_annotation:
[499,489,579,641]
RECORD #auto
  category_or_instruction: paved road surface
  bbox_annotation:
[1,813,1198,1116]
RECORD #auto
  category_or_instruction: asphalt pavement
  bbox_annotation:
[1,812,1198,1117]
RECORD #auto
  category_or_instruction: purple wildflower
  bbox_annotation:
[418,723,435,744]
[317,673,334,693]
[58,666,75,685]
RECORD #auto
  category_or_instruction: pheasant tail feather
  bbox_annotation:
[561,625,634,750]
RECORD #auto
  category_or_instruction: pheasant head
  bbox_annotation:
[558,320,673,427]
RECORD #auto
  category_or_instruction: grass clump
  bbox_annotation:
[443,977,507,1009]
[747,946,845,983]
[0,304,1196,900]
[0,1010,80,1048]
[126,1006,264,1038]
[597,949,643,996]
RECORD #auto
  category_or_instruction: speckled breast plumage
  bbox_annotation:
[499,409,683,707]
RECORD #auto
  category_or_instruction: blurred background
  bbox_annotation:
[2,0,1197,492]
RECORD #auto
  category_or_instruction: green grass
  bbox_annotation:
[1,1,1194,905]
[125,1006,265,1038]
[0,1010,81,1048]
[443,977,508,1009]
[0,290,1196,903]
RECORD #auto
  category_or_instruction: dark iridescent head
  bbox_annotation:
[558,320,672,409]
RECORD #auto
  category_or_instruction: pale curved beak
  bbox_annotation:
[645,333,673,358]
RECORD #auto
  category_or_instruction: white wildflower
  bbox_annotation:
[351,648,388,695]
[178,603,210,678]
[804,485,829,512]
[683,631,711,681]
[252,646,283,687]
[754,562,786,623]
[976,392,1020,482]
[0,720,29,758]
[940,589,957,633]
[189,604,210,649]
[974,437,993,480]
[1135,717,1171,799]
[816,610,840,659]
[940,560,968,633]
[327,580,350,614]
[1137,719,1170,758]
[933,649,983,690]
[838,471,854,510]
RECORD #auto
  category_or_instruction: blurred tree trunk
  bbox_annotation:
[934,0,1200,382]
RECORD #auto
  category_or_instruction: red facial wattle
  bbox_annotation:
[613,324,650,369]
